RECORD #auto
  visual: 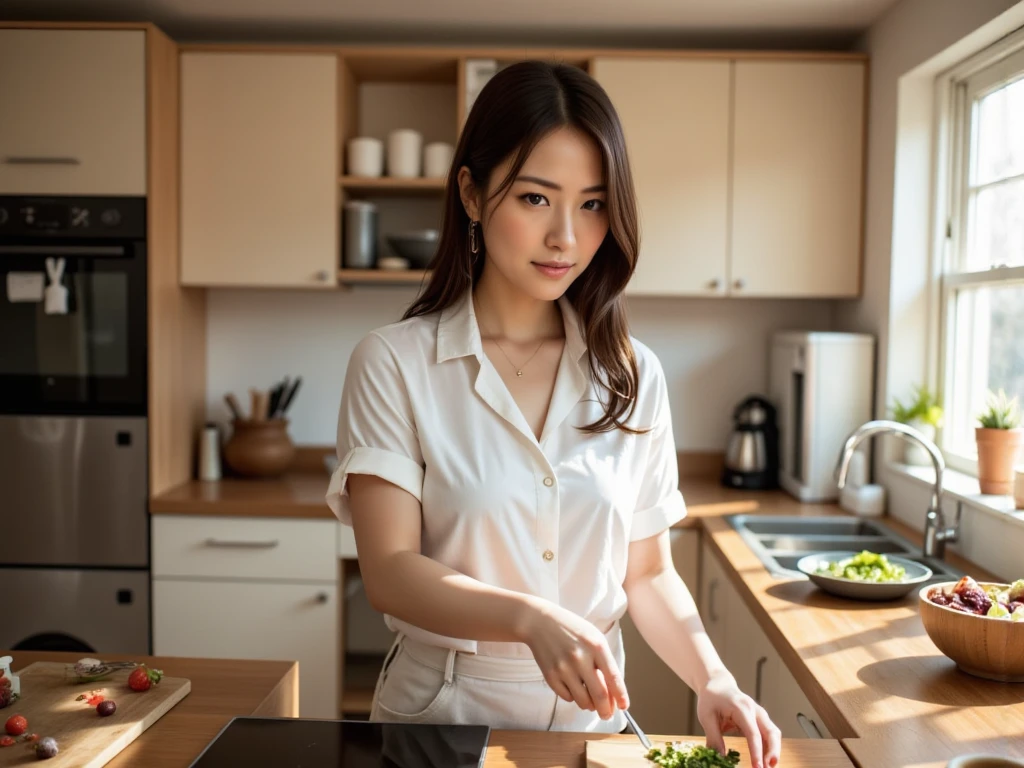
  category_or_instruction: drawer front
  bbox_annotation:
[153,579,338,718]
[152,516,338,581]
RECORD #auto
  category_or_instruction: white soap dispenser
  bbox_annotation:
[839,450,886,518]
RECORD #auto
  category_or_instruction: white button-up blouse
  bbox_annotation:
[326,289,686,658]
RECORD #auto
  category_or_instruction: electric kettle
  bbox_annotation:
[722,395,779,490]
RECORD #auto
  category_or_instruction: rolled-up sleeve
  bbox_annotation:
[326,332,424,525]
[630,359,687,542]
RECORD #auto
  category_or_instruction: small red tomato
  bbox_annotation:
[22,733,39,743]
[127,666,162,692]
[0,735,14,747]
[4,715,27,736]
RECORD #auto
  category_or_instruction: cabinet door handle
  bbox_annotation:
[754,656,768,704]
[203,538,280,549]
[733,278,745,290]
[3,156,81,166]
[316,269,331,282]
[316,592,329,604]
[796,713,822,738]
[708,278,721,290]
[708,580,719,623]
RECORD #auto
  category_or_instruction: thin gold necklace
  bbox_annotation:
[491,336,546,377]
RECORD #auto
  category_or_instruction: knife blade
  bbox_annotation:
[622,708,652,751]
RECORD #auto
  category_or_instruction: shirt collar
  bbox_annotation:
[436,289,588,365]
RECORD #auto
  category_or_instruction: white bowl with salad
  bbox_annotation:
[796,550,934,600]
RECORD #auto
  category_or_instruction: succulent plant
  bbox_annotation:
[977,388,1022,430]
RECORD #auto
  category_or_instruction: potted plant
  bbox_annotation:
[976,388,1024,495]
[891,384,944,465]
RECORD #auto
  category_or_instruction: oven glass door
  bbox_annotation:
[0,240,146,415]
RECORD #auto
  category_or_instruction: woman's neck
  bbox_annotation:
[473,263,564,344]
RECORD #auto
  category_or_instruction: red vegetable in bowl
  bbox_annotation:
[928,575,1024,619]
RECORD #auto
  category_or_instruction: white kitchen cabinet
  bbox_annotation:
[696,540,830,738]
[591,59,731,297]
[153,579,339,718]
[180,52,338,288]
[151,515,340,718]
[0,29,146,195]
[730,60,864,298]
[592,56,864,299]
[620,528,700,734]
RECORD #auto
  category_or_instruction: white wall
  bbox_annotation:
[205,288,833,450]
[834,0,1022,417]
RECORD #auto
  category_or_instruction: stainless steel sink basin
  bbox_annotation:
[726,514,967,582]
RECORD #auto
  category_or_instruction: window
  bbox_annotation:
[940,37,1024,471]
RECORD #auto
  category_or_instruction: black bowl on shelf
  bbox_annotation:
[386,229,438,269]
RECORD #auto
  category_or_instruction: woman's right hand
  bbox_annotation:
[516,597,630,720]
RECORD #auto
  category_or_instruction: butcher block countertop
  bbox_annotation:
[1,652,298,767]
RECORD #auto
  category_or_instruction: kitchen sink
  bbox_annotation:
[726,514,967,582]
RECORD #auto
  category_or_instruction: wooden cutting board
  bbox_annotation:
[585,735,856,767]
[0,662,190,767]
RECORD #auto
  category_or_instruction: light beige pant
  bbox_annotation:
[369,626,627,733]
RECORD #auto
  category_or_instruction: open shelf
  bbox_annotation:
[338,269,430,286]
[340,176,446,196]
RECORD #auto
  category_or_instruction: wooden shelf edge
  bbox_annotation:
[339,175,445,191]
[337,269,430,285]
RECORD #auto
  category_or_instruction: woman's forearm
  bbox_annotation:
[626,566,731,694]
[363,549,543,643]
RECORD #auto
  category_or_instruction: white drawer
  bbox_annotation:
[152,516,338,582]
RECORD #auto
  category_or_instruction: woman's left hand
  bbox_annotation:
[695,671,781,768]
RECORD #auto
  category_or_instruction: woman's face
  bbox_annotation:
[461,127,609,302]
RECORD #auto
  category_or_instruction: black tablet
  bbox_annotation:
[189,717,492,768]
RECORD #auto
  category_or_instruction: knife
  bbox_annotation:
[622,708,652,751]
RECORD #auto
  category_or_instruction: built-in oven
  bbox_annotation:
[0,195,151,654]
[0,195,147,416]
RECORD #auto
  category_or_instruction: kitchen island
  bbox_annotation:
[2,650,853,767]
[2,651,298,767]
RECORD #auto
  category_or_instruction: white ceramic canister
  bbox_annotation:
[423,142,455,179]
[347,137,384,177]
[387,129,423,178]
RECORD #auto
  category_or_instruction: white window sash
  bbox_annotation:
[935,30,1024,476]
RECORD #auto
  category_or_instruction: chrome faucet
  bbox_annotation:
[835,419,961,559]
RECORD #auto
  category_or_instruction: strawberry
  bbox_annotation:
[127,666,162,692]
[4,715,27,736]
[0,686,12,710]
[0,735,14,747]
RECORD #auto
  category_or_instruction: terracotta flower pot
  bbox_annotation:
[223,418,296,478]
[975,427,1024,495]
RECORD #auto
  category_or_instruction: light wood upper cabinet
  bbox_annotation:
[180,52,338,288]
[591,58,731,297]
[730,60,865,298]
[0,29,146,196]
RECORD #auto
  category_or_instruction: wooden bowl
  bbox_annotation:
[919,582,1024,683]
[947,756,1024,768]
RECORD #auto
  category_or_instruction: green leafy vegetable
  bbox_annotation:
[645,741,741,767]
[815,551,907,583]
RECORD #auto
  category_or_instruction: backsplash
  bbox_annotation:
[205,288,836,450]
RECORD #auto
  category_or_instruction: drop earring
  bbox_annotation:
[469,220,480,255]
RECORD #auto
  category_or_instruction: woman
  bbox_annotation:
[327,60,781,768]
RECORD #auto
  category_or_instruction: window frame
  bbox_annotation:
[935,28,1024,477]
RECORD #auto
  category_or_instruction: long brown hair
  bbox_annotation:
[403,60,642,434]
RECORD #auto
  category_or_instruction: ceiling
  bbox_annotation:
[1,0,901,47]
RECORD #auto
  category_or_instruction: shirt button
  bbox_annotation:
[543,549,555,562]
[543,476,554,487]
